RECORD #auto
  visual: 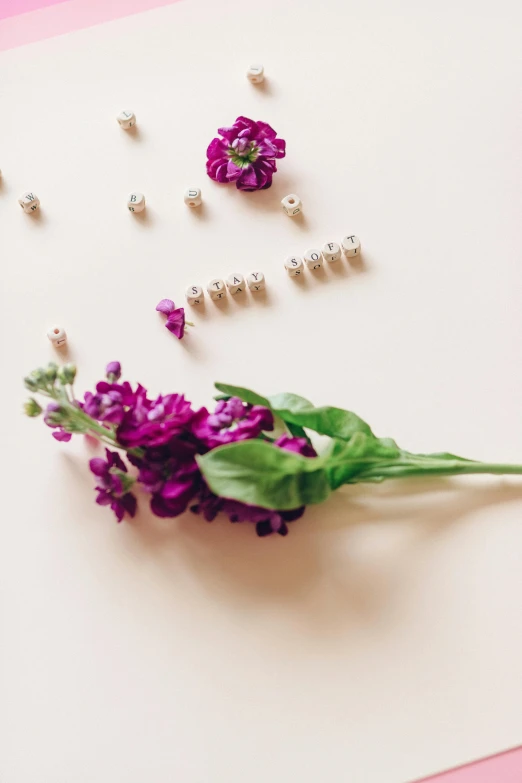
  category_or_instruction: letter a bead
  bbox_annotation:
[127,192,145,212]
[207,279,226,301]
[247,272,266,292]
[117,111,136,129]
[342,235,361,257]
[226,273,245,295]
[322,242,341,263]
[247,64,264,84]
[184,188,202,207]
[18,192,40,213]
[47,325,67,347]
[284,256,304,276]
[281,194,302,217]
[185,285,203,305]
[304,249,323,270]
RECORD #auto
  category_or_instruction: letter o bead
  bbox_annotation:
[185,285,204,305]
[127,192,145,213]
[184,188,202,207]
[322,242,341,263]
[18,192,40,213]
[284,256,304,277]
[117,110,136,129]
[342,235,361,257]
[304,249,323,270]
[247,272,265,292]
[207,279,226,301]
[47,325,67,347]
[247,64,264,84]
[226,273,245,295]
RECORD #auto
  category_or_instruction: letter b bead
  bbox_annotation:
[127,192,145,212]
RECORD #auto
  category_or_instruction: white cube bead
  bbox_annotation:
[127,192,145,212]
[226,273,246,295]
[117,110,136,129]
[247,272,266,292]
[185,285,204,305]
[184,187,202,207]
[207,278,226,301]
[342,235,361,257]
[47,326,67,347]
[322,241,342,263]
[247,64,264,84]
[281,194,302,217]
[18,191,40,213]
[304,249,323,270]
[284,256,304,277]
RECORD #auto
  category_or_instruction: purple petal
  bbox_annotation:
[52,429,72,442]
[95,490,112,506]
[156,299,176,315]
[165,309,185,339]
[236,167,259,191]
[226,160,244,181]
[161,479,195,500]
[255,121,277,140]
[89,457,108,477]
[206,137,228,157]
[121,493,137,518]
[106,449,127,472]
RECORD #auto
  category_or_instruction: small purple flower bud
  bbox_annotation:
[105,361,122,381]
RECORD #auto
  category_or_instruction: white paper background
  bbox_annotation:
[1,0,521,780]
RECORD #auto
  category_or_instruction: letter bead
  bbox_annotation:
[185,285,204,305]
[18,191,40,213]
[247,64,264,84]
[184,187,202,207]
[127,192,145,212]
[47,325,67,347]
[342,235,361,257]
[226,273,245,295]
[207,278,226,301]
[284,256,304,276]
[117,110,136,129]
[322,241,342,263]
[304,249,323,270]
[281,194,302,217]
[247,272,265,292]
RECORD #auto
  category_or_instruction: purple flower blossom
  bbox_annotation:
[83,388,125,425]
[117,386,196,448]
[156,299,190,340]
[275,434,317,458]
[192,397,274,448]
[89,448,137,523]
[206,116,286,191]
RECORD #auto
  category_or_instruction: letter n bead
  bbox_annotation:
[247,272,266,292]
[342,235,361,257]
[226,273,245,295]
[304,249,323,270]
[284,256,304,276]
[207,279,226,301]
[185,285,203,305]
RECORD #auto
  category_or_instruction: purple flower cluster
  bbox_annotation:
[206,116,286,191]
[80,363,316,535]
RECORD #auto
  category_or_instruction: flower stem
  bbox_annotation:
[357,456,522,483]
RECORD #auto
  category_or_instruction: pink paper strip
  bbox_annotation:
[0,0,184,50]
[414,745,522,782]
[0,0,71,22]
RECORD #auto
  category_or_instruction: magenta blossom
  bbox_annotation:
[192,397,274,448]
[117,385,197,448]
[89,449,137,523]
[206,116,286,191]
[156,299,192,340]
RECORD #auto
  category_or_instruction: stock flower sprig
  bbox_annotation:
[24,363,522,536]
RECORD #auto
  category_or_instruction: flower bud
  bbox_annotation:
[24,375,40,392]
[57,363,77,385]
[44,401,67,427]
[24,398,43,417]
[105,361,122,382]
[45,362,58,382]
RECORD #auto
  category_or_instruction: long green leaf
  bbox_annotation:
[197,439,331,511]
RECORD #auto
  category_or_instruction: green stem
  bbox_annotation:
[357,457,522,483]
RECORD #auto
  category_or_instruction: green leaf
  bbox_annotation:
[215,384,373,441]
[197,439,331,511]
[324,433,401,489]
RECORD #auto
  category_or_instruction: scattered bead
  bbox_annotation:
[342,235,361,257]
[322,241,342,263]
[127,192,145,212]
[284,256,304,277]
[207,278,226,301]
[117,110,136,129]
[185,285,204,305]
[281,193,302,217]
[18,191,40,213]
[304,248,323,270]
[247,64,264,84]
[226,273,245,295]
[184,187,202,207]
[47,325,67,347]
[247,272,266,292]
